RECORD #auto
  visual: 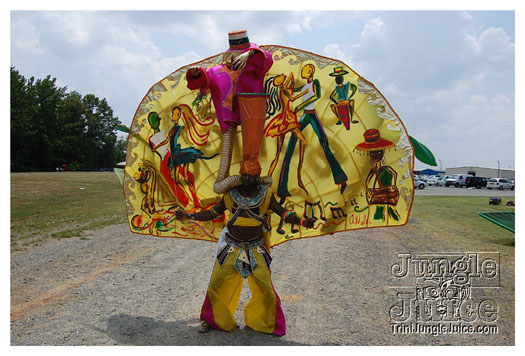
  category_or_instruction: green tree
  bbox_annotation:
[11,67,37,171]
[31,74,67,170]
[56,91,87,169]
[80,94,121,170]
[10,67,122,171]
[114,137,127,164]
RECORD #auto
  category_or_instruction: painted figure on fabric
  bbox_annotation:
[354,129,400,222]
[277,63,348,199]
[329,66,359,129]
[147,112,169,161]
[134,162,157,216]
[264,73,308,177]
[186,30,273,194]
[175,173,316,335]
[151,105,216,208]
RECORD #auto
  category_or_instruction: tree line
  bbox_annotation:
[10,66,126,172]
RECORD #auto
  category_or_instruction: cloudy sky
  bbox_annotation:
[10,8,516,171]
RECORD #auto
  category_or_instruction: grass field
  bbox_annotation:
[10,172,126,251]
[410,195,515,247]
[10,172,515,252]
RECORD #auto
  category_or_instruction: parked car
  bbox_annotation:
[487,178,514,190]
[445,174,473,187]
[414,177,427,189]
[434,177,446,186]
[465,176,488,189]
[427,176,445,186]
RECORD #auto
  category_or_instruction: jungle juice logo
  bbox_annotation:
[389,253,500,335]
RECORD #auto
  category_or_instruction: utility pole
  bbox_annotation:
[497,160,500,178]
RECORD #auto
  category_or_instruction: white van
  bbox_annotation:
[445,174,473,187]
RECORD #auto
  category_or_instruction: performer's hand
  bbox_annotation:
[175,208,189,220]
[188,66,201,78]
[232,51,251,70]
[301,218,317,229]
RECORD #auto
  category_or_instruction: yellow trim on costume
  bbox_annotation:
[231,217,261,226]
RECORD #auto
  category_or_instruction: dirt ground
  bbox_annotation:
[10,221,514,346]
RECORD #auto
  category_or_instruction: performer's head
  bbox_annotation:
[241,173,259,188]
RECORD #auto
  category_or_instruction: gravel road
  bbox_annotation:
[11,221,514,346]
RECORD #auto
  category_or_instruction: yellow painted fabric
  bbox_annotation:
[200,248,285,335]
[123,45,415,246]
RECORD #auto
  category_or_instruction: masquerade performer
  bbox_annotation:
[186,30,273,194]
[176,173,316,335]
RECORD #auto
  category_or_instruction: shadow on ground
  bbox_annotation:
[99,313,308,346]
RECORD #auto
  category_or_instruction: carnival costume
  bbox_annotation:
[123,29,426,336]
[200,184,286,336]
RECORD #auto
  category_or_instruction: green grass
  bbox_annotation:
[10,172,127,251]
[408,195,515,246]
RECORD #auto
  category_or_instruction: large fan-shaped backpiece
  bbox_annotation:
[123,45,415,247]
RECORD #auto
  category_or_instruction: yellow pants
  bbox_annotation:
[200,246,286,335]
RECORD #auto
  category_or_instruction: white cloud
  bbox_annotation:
[360,16,385,39]
[465,26,514,69]
[10,16,43,54]
[285,11,318,34]
[323,43,346,61]
[460,11,473,21]
[40,12,95,46]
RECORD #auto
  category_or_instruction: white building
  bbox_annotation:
[445,166,515,179]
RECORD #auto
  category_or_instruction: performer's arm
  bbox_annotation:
[269,195,316,228]
[175,198,226,221]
